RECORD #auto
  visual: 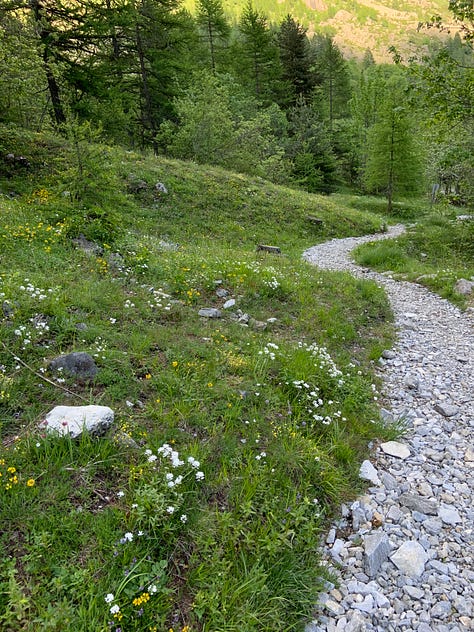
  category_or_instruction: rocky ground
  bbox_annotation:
[302,226,474,632]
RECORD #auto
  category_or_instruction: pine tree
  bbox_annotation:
[311,34,350,129]
[278,15,314,105]
[236,2,279,99]
[364,76,423,212]
[196,0,229,73]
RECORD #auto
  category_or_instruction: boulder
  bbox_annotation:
[49,352,98,380]
[40,405,114,438]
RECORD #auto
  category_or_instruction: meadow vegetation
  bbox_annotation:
[0,127,403,631]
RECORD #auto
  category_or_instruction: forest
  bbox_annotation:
[0,0,473,210]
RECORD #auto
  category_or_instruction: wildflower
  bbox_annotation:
[172,361,178,367]
[166,506,175,514]
[145,373,151,380]
[116,491,125,498]
[123,532,133,542]
[26,479,35,487]
[180,514,188,523]
[148,584,158,594]
[110,604,120,614]
[105,593,115,603]
[195,471,204,481]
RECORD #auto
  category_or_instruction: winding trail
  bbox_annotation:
[302,226,474,632]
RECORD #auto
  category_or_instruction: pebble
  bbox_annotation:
[303,226,474,632]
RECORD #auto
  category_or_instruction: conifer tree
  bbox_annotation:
[196,0,229,73]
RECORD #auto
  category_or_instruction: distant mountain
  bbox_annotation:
[187,0,451,61]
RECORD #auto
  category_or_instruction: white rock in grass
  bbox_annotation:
[380,441,411,459]
[41,405,114,438]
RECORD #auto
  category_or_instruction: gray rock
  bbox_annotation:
[216,288,229,298]
[454,278,474,295]
[359,460,381,485]
[403,586,424,600]
[382,350,396,359]
[49,352,98,380]
[40,405,114,438]
[155,182,168,194]
[430,600,451,618]
[72,233,103,255]
[364,532,391,577]
[198,308,222,318]
[438,504,462,525]
[380,441,411,459]
[223,298,236,309]
[381,471,398,491]
[434,403,459,417]
[390,541,428,577]
[352,594,374,613]
[345,611,368,632]
[398,493,438,515]
[423,518,443,534]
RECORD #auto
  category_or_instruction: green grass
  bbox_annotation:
[0,125,398,631]
[353,212,474,308]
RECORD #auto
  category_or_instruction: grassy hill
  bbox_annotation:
[0,125,401,631]
[186,0,451,61]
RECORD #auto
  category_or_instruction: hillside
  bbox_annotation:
[187,0,451,60]
[0,126,400,631]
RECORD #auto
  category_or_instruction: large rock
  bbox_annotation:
[40,405,114,438]
[390,541,428,577]
[49,352,98,380]
[380,441,411,459]
[198,308,222,319]
[399,492,438,515]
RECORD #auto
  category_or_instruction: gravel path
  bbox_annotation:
[302,225,474,632]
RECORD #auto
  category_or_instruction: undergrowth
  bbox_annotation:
[0,124,399,631]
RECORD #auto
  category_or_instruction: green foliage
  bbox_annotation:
[0,128,401,630]
[363,73,424,211]
[159,72,288,181]
[354,215,474,307]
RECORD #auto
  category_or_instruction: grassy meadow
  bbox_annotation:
[1,125,469,631]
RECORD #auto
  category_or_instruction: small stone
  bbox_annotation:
[324,599,345,616]
[430,601,451,618]
[434,403,459,417]
[198,308,222,318]
[387,505,403,522]
[423,518,443,534]
[459,617,472,628]
[223,298,236,309]
[438,504,462,525]
[352,594,374,613]
[359,460,381,485]
[390,541,428,577]
[364,532,391,577]
[381,471,398,490]
[345,611,368,632]
[326,528,336,545]
[382,350,396,359]
[465,448,474,462]
[380,441,411,459]
[404,586,424,600]
[216,288,229,298]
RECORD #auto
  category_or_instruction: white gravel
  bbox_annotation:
[303,225,474,632]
